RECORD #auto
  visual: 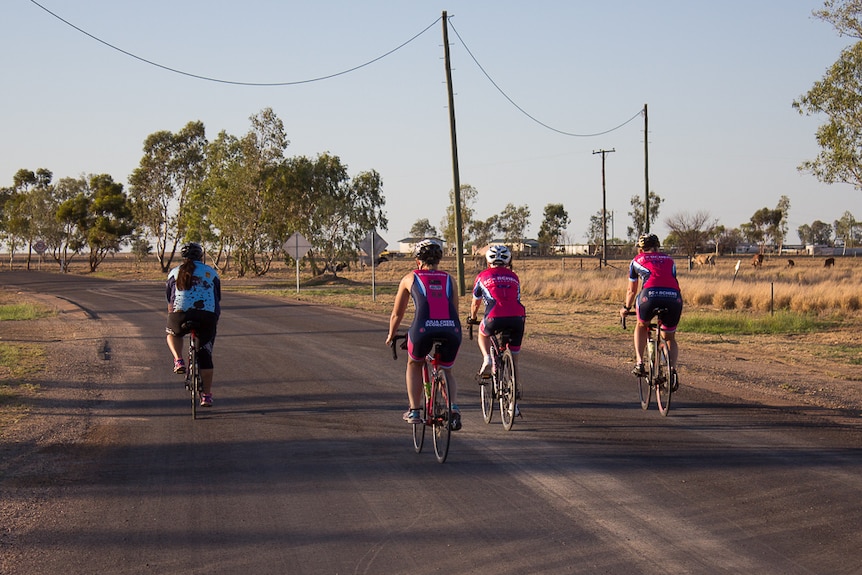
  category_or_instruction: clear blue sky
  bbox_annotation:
[1,0,855,246]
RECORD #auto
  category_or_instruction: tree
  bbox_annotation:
[834,210,859,252]
[664,210,715,258]
[128,120,207,273]
[409,218,437,238]
[775,195,791,253]
[794,3,862,190]
[585,210,606,248]
[468,216,498,253]
[537,203,570,255]
[441,184,477,251]
[497,203,531,255]
[798,220,834,245]
[85,174,135,272]
[627,191,662,241]
[740,207,783,251]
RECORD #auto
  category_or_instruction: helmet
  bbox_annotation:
[181,242,203,261]
[637,234,660,250]
[485,244,512,266]
[413,239,443,264]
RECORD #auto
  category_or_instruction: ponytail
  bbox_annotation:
[176,259,197,291]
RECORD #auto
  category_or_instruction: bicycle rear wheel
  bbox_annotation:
[188,340,200,420]
[480,370,495,424]
[431,370,451,463]
[637,365,652,411]
[655,342,672,416]
[499,350,517,430]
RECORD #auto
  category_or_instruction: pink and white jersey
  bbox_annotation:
[472,267,526,319]
[629,252,680,291]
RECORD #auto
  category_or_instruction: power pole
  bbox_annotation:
[643,103,650,233]
[442,11,466,295]
[593,148,615,267]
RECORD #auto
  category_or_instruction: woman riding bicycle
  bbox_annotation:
[385,239,463,430]
[166,242,221,407]
[469,244,526,378]
[620,233,682,388]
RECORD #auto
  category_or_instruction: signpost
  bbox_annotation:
[283,233,312,293]
[33,239,47,270]
[359,230,387,301]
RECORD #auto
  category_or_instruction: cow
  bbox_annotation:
[825,257,835,268]
[751,254,764,268]
[693,254,715,266]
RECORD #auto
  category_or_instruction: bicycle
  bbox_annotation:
[390,334,453,463]
[182,320,203,420]
[622,309,675,416]
[466,317,519,430]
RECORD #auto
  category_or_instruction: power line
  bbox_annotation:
[447,18,643,137]
[27,0,441,86]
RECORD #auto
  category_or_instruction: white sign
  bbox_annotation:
[283,233,312,260]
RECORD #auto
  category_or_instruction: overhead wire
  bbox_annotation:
[28,0,642,136]
[447,18,643,137]
[27,0,441,86]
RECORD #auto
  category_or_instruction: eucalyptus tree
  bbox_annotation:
[537,203,570,255]
[85,174,134,271]
[409,218,438,238]
[2,168,54,268]
[627,191,662,241]
[497,203,531,255]
[204,108,290,276]
[441,184,478,252]
[128,120,207,273]
[664,210,715,258]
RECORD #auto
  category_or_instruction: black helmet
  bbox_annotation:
[637,234,660,250]
[413,239,443,264]
[181,242,203,261]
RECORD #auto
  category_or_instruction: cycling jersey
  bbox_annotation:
[407,269,461,367]
[166,261,221,315]
[473,267,526,351]
[629,251,682,331]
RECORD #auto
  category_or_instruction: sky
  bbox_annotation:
[1,0,857,248]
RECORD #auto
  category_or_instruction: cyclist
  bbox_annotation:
[166,242,221,407]
[385,239,463,430]
[620,233,682,390]
[469,244,526,379]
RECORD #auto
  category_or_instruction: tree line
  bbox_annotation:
[0,108,386,276]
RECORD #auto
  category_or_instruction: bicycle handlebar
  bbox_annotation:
[620,309,636,330]
[389,334,408,360]
[465,316,480,340]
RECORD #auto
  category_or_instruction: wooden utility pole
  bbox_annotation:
[442,11,466,295]
[643,103,650,233]
[593,148,615,267]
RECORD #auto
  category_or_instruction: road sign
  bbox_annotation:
[33,240,47,255]
[283,233,312,260]
[359,231,387,260]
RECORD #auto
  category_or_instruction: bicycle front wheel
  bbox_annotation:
[431,370,452,463]
[189,345,199,420]
[499,350,517,430]
[656,342,672,416]
[637,356,652,410]
[412,405,426,453]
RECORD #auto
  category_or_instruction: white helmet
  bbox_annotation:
[485,244,512,266]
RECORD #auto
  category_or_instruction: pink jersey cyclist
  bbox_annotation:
[628,249,682,331]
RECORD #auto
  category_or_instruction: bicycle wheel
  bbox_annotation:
[189,344,198,420]
[655,340,672,416]
[412,405,426,453]
[431,369,451,463]
[480,360,495,424]
[638,344,653,410]
[499,349,517,430]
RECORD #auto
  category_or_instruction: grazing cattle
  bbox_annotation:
[825,257,835,268]
[751,254,764,267]
[693,254,715,266]
[787,259,795,267]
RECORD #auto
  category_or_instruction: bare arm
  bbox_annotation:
[386,272,413,345]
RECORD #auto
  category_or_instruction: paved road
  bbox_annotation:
[2,272,861,574]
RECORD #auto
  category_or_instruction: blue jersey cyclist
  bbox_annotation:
[166,242,221,407]
[620,233,682,389]
[469,244,526,378]
[386,240,463,430]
